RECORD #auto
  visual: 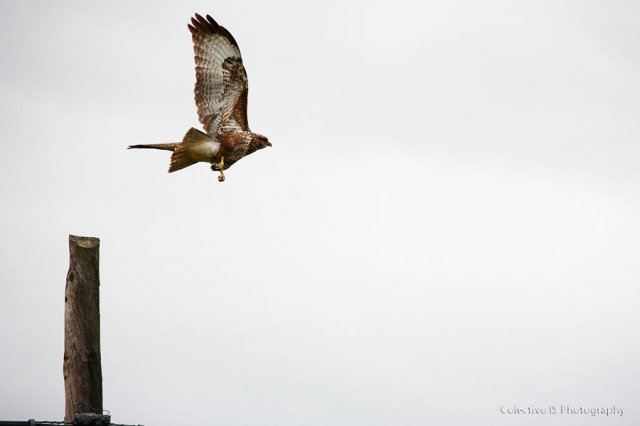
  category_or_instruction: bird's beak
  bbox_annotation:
[266,141,272,147]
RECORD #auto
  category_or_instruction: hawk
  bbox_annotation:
[129,13,271,182]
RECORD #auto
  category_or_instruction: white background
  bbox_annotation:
[1,1,639,425]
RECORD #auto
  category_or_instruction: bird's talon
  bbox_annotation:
[212,156,225,171]
[218,174,225,182]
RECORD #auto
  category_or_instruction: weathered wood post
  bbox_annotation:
[64,235,103,422]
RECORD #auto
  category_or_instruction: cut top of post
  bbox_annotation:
[69,235,100,248]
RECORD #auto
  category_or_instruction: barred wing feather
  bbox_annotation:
[189,14,249,136]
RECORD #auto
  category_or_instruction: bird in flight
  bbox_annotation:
[129,13,271,182]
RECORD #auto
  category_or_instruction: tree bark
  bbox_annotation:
[64,235,102,422]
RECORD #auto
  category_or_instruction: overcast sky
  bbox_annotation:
[1,1,639,425]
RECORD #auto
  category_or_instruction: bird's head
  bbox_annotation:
[252,132,272,149]
[245,132,271,156]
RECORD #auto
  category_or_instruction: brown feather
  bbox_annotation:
[190,13,246,136]
[169,145,197,173]
[128,143,177,151]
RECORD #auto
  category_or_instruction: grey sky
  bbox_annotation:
[1,1,639,425]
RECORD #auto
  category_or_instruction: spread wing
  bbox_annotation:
[189,14,249,137]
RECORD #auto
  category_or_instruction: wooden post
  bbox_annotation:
[64,235,103,422]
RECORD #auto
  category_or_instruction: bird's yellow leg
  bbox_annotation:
[213,156,225,170]
[213,156,225,182]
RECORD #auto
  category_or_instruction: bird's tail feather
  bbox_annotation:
[168,128,213,173]
[169,144,198,173]
[128,128,214,173]
[128,143,178,151]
